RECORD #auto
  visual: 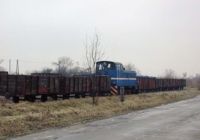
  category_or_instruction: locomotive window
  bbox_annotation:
[97,62,116,71]
[108,64,111,68]
[97,64,103,71]
[98,64,103,70]
[107,63,115,70]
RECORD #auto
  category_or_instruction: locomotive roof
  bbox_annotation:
[97,61,122,65]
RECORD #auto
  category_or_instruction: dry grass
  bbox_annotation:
[0,88,199,139]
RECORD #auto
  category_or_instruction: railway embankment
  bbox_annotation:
[0,88,199,139]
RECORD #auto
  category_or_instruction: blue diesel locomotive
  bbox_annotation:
[96,61,138,94]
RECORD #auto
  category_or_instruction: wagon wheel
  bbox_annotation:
[63,94,70,100]
[52,95,58,100]
[75,93,80,98]
[12,96,19,103]
[29,95,36,102]
[5,92,11,99]
[81,93,86,98]
[41,95,47,102]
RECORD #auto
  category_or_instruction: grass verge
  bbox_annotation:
[0,88,199,139]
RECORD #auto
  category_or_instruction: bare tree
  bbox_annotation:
[41,68,53,73]
[53,57,74,76]
[124,63,141,75]
[70,62,84,75]
[52,57,84,76]
[84,33,105,105]
[164,69,177,78]
[124,63,135,71]
[0,59,5,71]
[182,72,187,79]
[84,33,105,73]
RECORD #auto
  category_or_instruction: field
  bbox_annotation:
[0,88,199,139]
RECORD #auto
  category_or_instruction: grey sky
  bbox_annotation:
[0,0,199,76]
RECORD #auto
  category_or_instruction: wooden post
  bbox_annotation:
[120,86,125,102]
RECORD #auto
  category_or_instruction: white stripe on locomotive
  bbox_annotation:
[111,78,136,80]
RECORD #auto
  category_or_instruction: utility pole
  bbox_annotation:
[9,59,11,74]
[16,59,19,75]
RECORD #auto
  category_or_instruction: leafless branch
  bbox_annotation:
[164,69,177,79]
[84,32,105,73]
[0,59,4,71]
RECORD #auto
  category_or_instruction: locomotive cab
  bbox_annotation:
[96,61,138,93]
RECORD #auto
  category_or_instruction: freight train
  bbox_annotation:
[96,61,186,94]
[0,61,186,103]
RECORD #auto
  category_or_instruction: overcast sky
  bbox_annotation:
[0,0,199,76]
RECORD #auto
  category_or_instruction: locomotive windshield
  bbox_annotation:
[96,61,116,71]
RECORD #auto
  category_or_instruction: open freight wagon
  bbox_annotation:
[2,73,111,103]
[137,76,186,92]
[0,71,8,96]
